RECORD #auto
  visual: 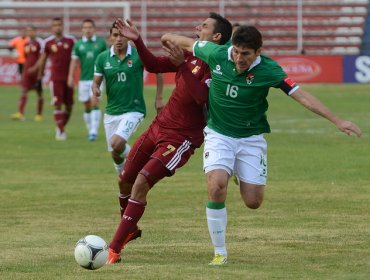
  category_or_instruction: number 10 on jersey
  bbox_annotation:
[117,72,126,82]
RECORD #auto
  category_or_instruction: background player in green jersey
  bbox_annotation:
[68,19,107,141]
[92,22,164,175]
[162,25,361,265]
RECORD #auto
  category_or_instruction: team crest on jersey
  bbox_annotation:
[192,66,200,74]
[104,62,112,69]
[31,45,37,52]
[246,73,254,85]
[51,44,58,52]
[63,43,70,49]
[127,59,133,67]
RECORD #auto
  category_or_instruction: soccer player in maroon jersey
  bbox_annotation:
[35,17,75,140]
[11,26,44,122]
[106,13,232,264]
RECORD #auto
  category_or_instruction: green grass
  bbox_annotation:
[0,84,369,279]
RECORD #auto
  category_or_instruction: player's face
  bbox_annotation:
[82,22,95,39]
[232,45,262,73]
[195,18,217,42]
[51,20,63,36]
[110,28,128,51]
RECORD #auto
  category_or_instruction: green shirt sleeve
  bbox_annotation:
[94,53,104,76]
[193,41,220,64]
[72,42,79,58]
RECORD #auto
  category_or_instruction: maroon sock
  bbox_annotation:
[37,97,43,115]
[18,94,27,114]
[109,199,146,253]
[118,193,130,218]
[54,110,64,132]
[63,111,71,126]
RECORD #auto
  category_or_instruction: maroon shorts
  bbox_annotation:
[50,80,74,106]
[22,72,38,91]
[123,122,197,187]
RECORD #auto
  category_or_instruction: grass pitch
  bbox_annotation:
[0,84,369,279]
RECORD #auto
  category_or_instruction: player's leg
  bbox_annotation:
[111,112,144,174]
[11,86,28,121]
[34,81,44,121]
[89,81,102,141]
[203,126,236,265]
[78,81,93,138]
[51,81,67,140]
[235,134,267,209]
[62,82,74,127]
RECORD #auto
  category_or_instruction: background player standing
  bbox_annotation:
[33,17,75,140]
[8,28,29,77]
[11,26,44,122]
[92,22,164,175]
[67,19,107,141]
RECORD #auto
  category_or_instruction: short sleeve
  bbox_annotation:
[94,53,104,76]
[193,41,219,64]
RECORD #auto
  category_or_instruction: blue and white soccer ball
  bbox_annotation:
[74,235,108,270]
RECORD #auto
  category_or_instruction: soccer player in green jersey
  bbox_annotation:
[68,19,107,141]
[162,25,362,265]
[92,22,164,174]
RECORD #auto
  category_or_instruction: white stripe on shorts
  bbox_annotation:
[166,140,191,171]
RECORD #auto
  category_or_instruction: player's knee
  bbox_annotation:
[208,184,227,202]
[244,199,263,209]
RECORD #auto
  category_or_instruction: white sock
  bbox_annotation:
[83,112,92,133]
[113,162,123,175]
[206,207,228,257]
[90,108,101,135]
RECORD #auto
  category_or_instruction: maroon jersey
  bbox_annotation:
[44,35,74,81]
[134,37,210,148]
[22,37,43,89]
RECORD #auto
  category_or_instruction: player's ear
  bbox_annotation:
[256,47,262,56]
[212,32,222,44]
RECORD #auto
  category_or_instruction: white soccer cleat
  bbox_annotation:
[208,254,228,266]
[55,128,67,141]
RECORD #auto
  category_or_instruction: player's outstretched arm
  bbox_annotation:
[115,18,139,41]
[290,88,362,137]
[161,33,195,52]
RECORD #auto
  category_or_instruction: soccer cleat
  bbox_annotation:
[122,228,142,248]
[34,114,43,122]
[106,248,121,265]
[11,112,25,121]
[88,134,97,141]
[208,254,228,266]
[55,128,67,141]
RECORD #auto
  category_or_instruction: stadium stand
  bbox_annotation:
[0,0,368,56]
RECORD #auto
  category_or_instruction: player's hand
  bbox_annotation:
[67,76,74,88]
[162,41,185,66]
[336,120,361,137]
[92,86,101,98]
[27,65,37,74]
[115,18,139,40]
[155,98,164,114]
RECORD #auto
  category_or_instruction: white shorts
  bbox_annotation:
[78,81,104,103]
[104,112,144,151]
[203,126,267,185]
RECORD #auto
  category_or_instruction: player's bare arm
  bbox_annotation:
[35,52,48,80]
[162,40,185,66]
[155,74,164,113]
[67,58,78,88]
[290,88,362,137]
[161,33,195,52]
[92,75,103,98]
[115,18,139,41]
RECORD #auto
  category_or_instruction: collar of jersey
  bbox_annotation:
[228,46,261,71]
[110,44,132,58]
[82,35,97,42]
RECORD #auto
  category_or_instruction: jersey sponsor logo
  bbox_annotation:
[127,59,133,67]
[212,65,223,75]
[197,41,208,48]
[86,51,94,59]
[191,60,197,65]
[192,65,200,74]
[104,62,112,69]
[246,73,254,85]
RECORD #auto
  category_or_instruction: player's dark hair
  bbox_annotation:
[209,12,232,45]
[232,22,241,28]
[110,21,117,35]
[52,17,63,23]
[232,25,262,51]
[82,19,95,27]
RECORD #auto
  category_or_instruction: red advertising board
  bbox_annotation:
[272,56,343,83]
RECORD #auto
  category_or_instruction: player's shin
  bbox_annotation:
[90,108,101,136]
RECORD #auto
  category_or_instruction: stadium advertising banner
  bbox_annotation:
[1,55,370,85]
[272,56,343,83]
[343,55,370,83]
